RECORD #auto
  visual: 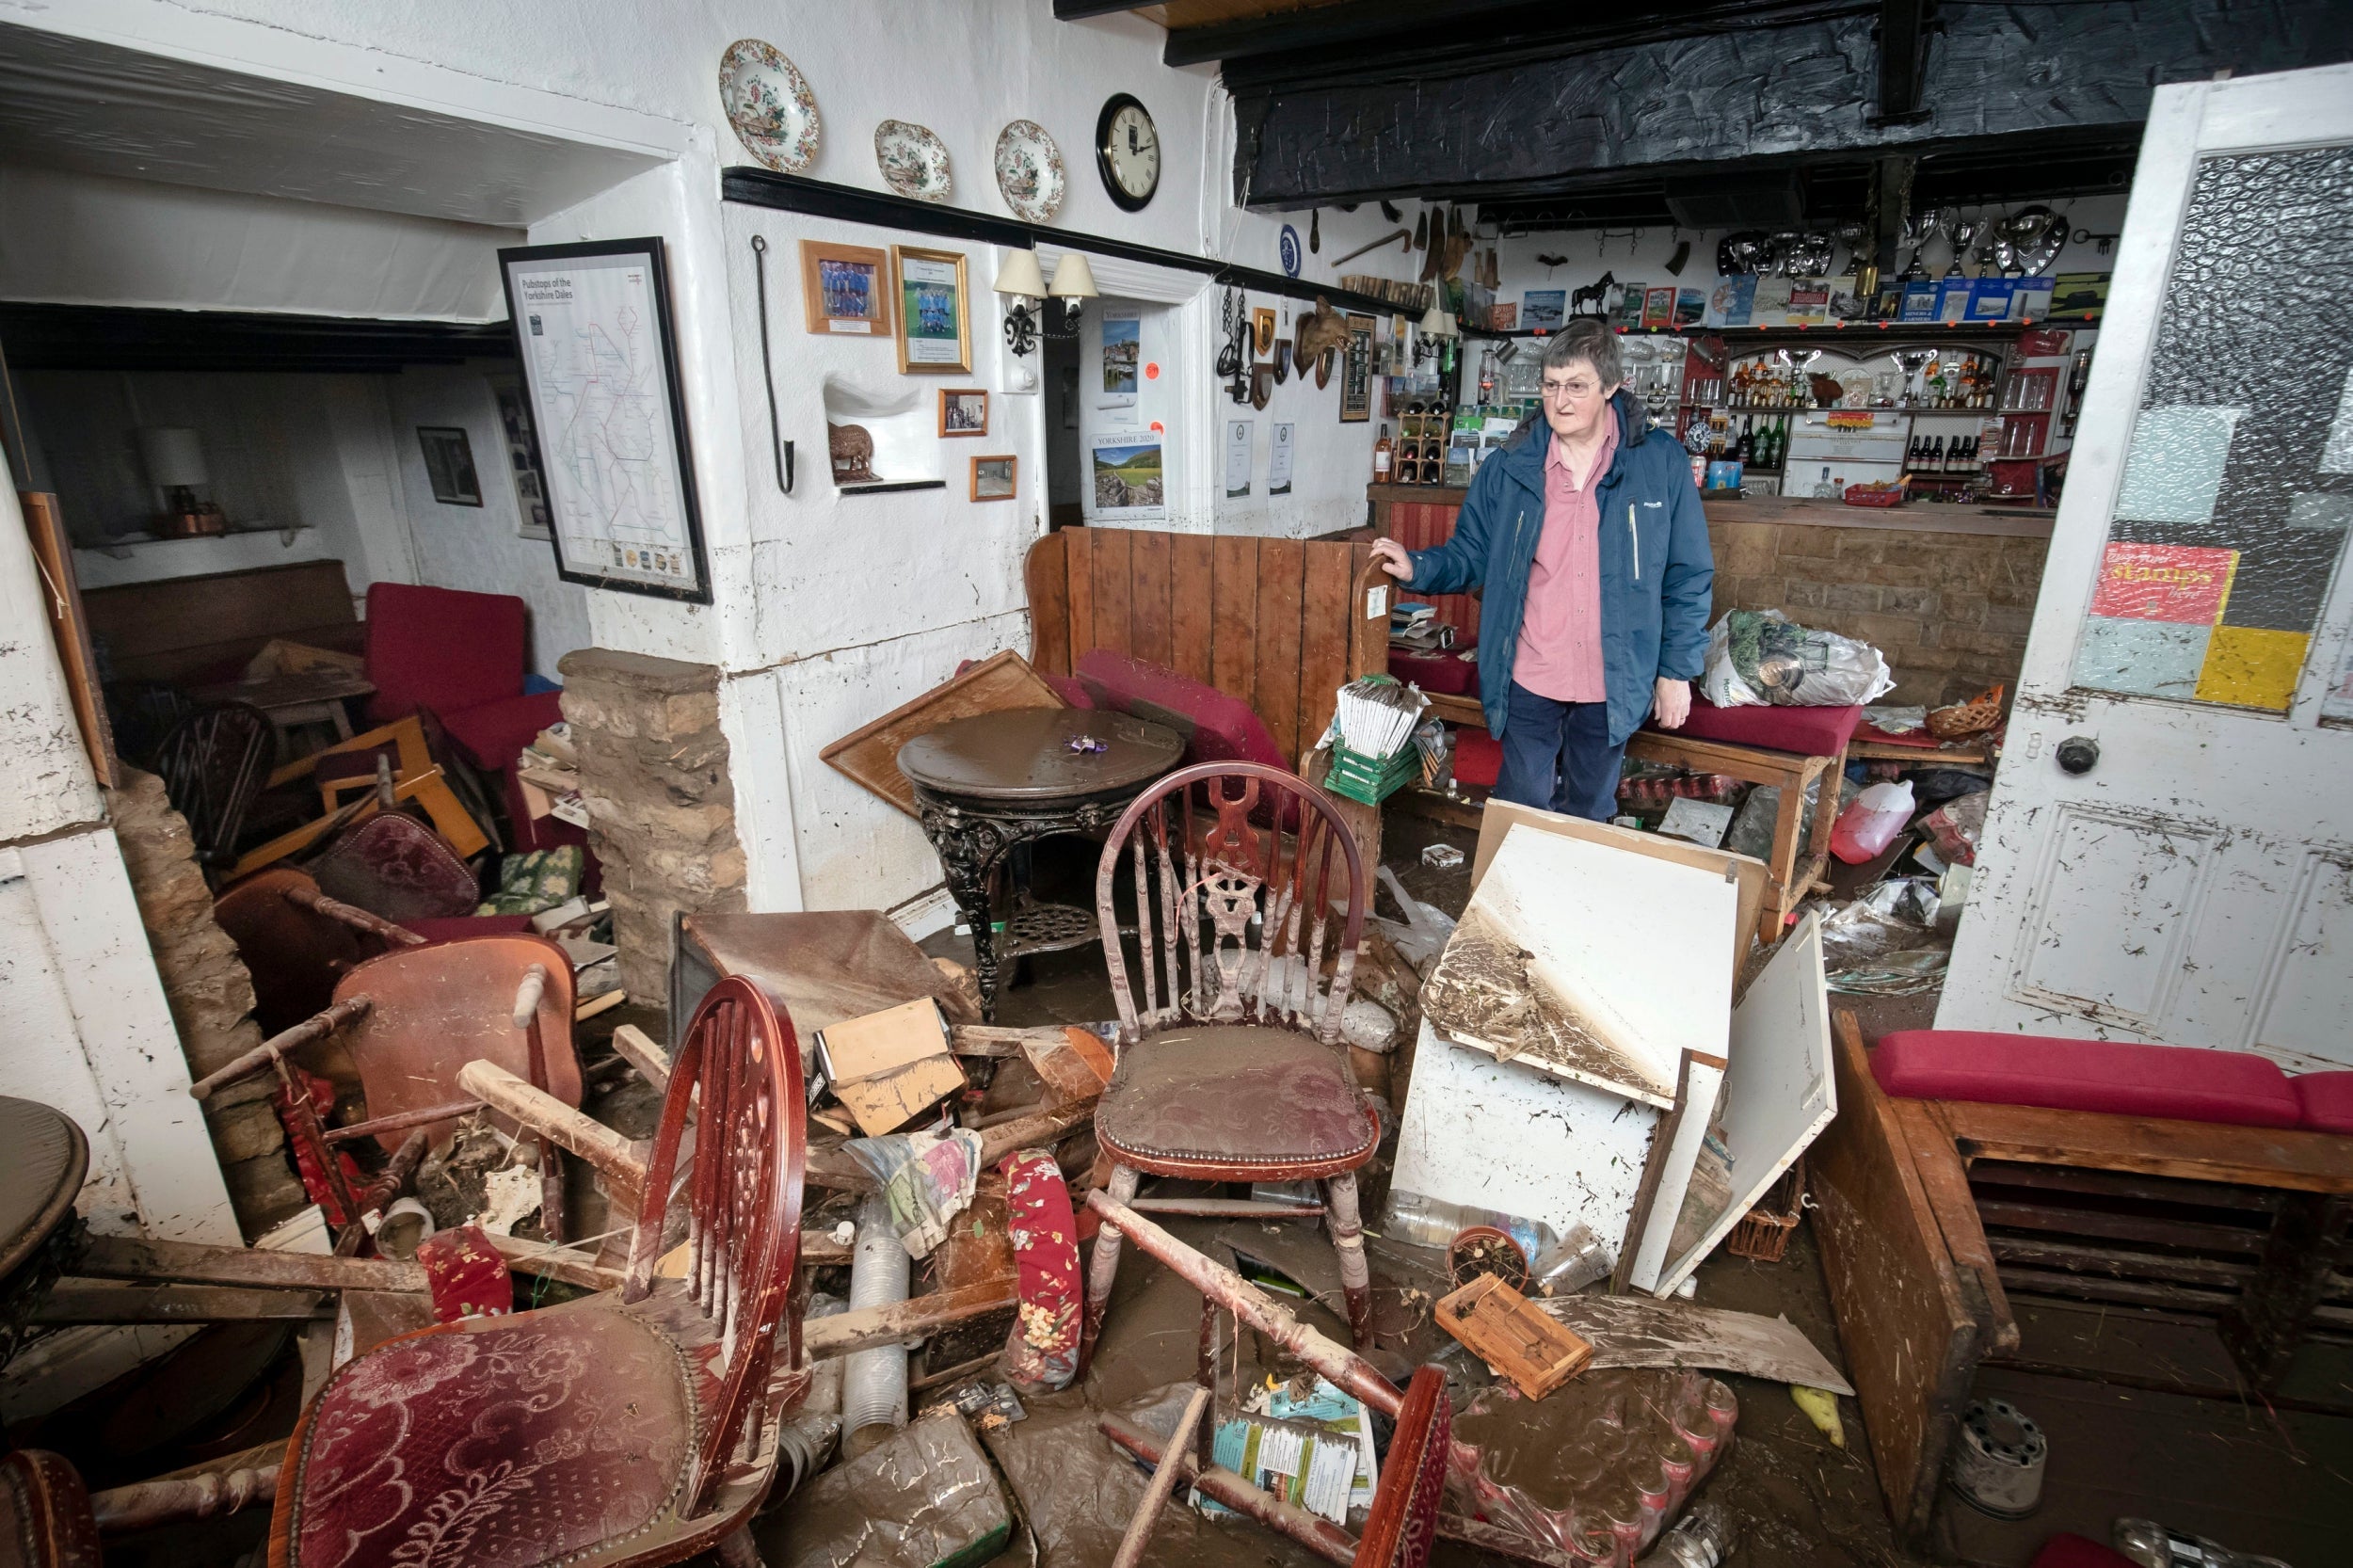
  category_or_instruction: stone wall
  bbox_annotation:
[105,769,306,1238]
[1703,502,2052,708]
[558,648,748,1007]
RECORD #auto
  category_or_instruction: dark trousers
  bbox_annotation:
[1493,681,1625,822]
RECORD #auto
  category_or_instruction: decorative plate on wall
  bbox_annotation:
[994,120,1066,223]
[875,120,952,203]
[719,40,820,173]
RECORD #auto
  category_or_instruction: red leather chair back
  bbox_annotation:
[363,582,526,726]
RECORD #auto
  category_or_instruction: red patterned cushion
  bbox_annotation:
[1872,1031,2301,1128]
[999,1151,1080,1395]
[1658,696,1863,758]
[415,1225,513,1321]
[289,1304,693,1568]
[364,584,527,728]
[1075,650,1288,772]
[1096,1024,1375,1170]
[1387,648,1478,696]
[2292,1071,2353,1133]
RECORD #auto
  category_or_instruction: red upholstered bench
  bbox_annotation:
[1872,1030,2306,1128]
[1627,696,1864,946]
[1073,649,1289,772]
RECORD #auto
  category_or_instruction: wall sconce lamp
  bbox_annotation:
[994,248,1048,357]
[1046,252,1099,337]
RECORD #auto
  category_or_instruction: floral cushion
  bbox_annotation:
[1095,1024,1375,1170]
[288,1304,693,1568]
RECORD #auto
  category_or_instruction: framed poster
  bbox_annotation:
[799,240,892,336]
[498,237,712,603]
[894,245,971,373]
[1224,418,1253,498]
[1090,433,1163,518]
[415,426,483,506]
[1340,313,1374,423]
[1269,422,1295,495]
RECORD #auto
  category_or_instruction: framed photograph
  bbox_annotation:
[1252,306,1276,359]
[970,454,1018,502]
[497,236,712,604]
[488,375,552,540]
[1522,289,1566,330]
[1339,312,1374,423]
[894,245,970,373]
[416,426,483,506]
[939,388,989,438]
[799,240,892,337]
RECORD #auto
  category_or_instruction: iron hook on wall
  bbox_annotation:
[749,233,794,495]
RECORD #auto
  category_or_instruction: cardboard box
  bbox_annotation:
[813,997,965,1136]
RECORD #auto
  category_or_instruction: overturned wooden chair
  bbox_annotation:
[265,976,809,1568]
[213,866,424,1036]
[1082,762,1382,1366]
[191,933,580,1240]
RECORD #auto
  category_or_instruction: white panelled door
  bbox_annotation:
[1940,64,2353,1066]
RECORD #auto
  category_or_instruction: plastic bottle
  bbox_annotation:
[1833,779,1917,864]
[1383,1191,1612,1294]
[1637,1502,1735,1568]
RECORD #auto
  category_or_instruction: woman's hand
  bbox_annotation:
[1370,537,1415,584]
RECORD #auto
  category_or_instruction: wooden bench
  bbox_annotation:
[82,560,361,685]
[1023,527,1390,860]
[1811,1011,2353,1546]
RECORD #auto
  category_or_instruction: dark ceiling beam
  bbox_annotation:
[1051,1,1160,18]
[0,303,511,374]
[1162,0,1536,70]
[1872,0,1931,126]
[1216,0,1862,94]
[1232,0,2353,212]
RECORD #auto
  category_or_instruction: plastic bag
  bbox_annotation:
[1832,779,1915,864]
[1702,610,1896,709]
[843,1127,985,1258]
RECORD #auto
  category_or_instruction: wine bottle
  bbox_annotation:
[1374,424,1394,482]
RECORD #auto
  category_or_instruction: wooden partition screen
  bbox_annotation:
[1368,485,1481,647]
[1025,528,1386,773]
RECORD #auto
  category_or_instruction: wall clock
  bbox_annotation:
[1096,93,1160,212]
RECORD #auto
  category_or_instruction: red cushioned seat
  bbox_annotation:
[2029,1535,2137,1568]
[1094,1024,1377,1172]
[1387,648,1478,696]
[405,914,536,943]
[286,1303,693,1568]
[1656,696,1862,758]
[364,583,527,728]
[1075,649,1289,771]
[1872,1030,2301,1128]
[441,689,566,773]
[2292,1071,2353,1133]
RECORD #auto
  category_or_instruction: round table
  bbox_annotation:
[0,1096,87,1368]
[898,708,1184,1016]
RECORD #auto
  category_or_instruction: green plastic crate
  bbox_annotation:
[1323,741,1421,806]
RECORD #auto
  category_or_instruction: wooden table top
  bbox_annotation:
[897,708,1183,805]
[0,1097,85,1279]
[196,671,376,712]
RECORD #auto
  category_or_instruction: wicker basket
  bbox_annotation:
[1926,683,2006,740]
[1724,1157,1807,1262]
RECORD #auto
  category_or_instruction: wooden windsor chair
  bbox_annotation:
[214,866,424,1037]
[155,700,274,878]
[188,933,582,1242]
[1081,760,1380,1368]
[265,975,809,1568]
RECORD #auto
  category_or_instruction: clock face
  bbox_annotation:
[1096,93,1159,212]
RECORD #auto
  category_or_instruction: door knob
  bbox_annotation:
[2056,736,2100,776]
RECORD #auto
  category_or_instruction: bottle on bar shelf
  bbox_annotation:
[1374,424,1394,483]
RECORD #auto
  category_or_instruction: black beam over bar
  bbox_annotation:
[719,168,1423,323]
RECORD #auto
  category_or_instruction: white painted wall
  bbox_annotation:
[387,364,593,676]
[0,161,520,320]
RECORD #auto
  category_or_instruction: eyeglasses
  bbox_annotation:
[1541,376,1606,402]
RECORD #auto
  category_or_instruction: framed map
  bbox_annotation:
[497,237,712,604]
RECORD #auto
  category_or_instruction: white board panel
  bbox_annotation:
[1386,1019,1660,1268]
[1423,824,1736,1107]
[1625,1053,1726,1294]
[1653,913,1836,1296]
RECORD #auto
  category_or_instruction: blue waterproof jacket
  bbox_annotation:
[1405,391,1715,745]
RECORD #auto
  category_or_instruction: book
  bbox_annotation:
[1521,289,1565,329]
[1608,282,1647,330]
[1966,279,2016,321]
[1898,280,1940,322]
[1673,287,1706,328]
[1705,276,1756,328]
[1641,286,1677,329]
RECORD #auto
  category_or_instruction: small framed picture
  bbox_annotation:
[970,454,1017,502]
[894,245,971,374]
[939,388,989,438]
[416,426,483,506]
[1339,313,1374,424]
[1252,306,1276,359]
[799,240,892,337]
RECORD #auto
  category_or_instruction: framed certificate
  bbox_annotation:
[497,237,712,604]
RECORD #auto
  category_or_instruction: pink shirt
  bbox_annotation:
[1513,424,1615,703]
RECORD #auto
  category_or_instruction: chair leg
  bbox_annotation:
[1323,1173,1375,1349]
[715,1525,765,1568]
[1080,1165,1142,1375]
[1196,1297,1221,1471]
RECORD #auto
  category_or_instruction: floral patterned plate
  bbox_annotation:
[994,120,1066,223]
[719,39,819,173]
[875,120,952,203]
